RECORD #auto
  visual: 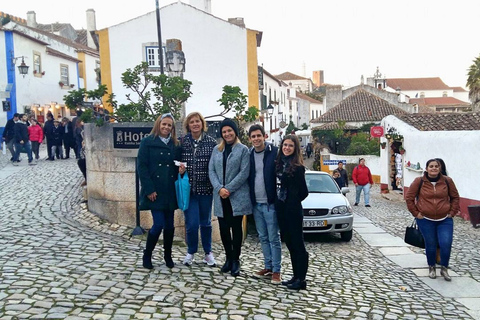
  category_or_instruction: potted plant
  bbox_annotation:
[59,81,64,87]
[70,84,75,88]
[380,142,387,149]
[41,71,45,75]
[33,70,37,74]
[399,146,406,155]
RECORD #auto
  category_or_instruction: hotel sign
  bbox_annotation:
[113,127,152,157]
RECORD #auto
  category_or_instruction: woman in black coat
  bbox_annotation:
[62,117,75,159]
[275,135,309,290]
[137,113,183,269]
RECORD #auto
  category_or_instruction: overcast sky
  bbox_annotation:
[2,0,478,89]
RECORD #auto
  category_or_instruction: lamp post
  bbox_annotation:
[266,104,274,141]
[155,0,164,75]
[12,56,29,78]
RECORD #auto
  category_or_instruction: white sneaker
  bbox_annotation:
[183,253,194,266]
[203,252,216,267]
[12,162,19,166]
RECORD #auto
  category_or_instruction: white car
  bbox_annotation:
[302,171,354,241]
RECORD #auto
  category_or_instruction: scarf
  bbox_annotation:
[277,154,293,202]
[159,134,171,145]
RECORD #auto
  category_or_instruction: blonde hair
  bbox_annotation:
[218,137,240,152]
[150,114,179,145]
[183,112,207,133]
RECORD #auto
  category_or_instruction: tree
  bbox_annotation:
[63,85,109,126]
[114,62,192,122]
[467,54,480,112]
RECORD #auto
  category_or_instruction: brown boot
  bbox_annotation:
[428,266,436,279]
[440,266,451,281]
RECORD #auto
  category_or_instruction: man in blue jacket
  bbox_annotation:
[248,124,282,285]
[13,114,35,166]
[2,113,19,161]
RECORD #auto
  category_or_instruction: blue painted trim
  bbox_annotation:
[5,31,16,119]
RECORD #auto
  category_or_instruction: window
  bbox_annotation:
[145,45,165,70]
[420,92,425,98]
[443,91,448,97]
[33,52,41,74]
[60,64,69,86]
[312,110,314,119]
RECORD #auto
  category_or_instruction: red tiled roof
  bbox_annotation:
[397,113,480,131]
[409,97,470,106]
[451,86,468,92]
[386,77,450,91]
[296,91,322,103]
[275,72,309,81]
[312,122,359,131]
[311,89,407,123]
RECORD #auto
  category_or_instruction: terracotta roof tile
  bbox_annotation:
[409,97,470,106]
[275,72,309,81]
[397,113,480,131]
[311,89,407,123]
[312,122,359,131]
[386,77,450,91]
[451,86,468,92]
[75,29,88,47]
[296,91,322,103]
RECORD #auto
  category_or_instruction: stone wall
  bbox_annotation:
[84,122,220,241]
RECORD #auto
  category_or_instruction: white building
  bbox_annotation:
[97,1,262,119]
[0,11,100,130]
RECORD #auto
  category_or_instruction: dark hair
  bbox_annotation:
[275,134,304,176]
[359,158,365,163]
[425,159,441,171]
[338,161,344,165]
[435,158,448,176]
[248,124,265,137]
[333,169,339,174]
[14,113,20,118]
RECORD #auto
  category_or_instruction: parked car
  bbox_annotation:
[302,171,354,241]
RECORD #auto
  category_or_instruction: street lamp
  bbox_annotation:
[267,104,274,117]
[12,56,29,77]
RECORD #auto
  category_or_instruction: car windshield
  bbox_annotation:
[305,173,340,194]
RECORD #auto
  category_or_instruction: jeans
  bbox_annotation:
[417,217,453,267]
[150,210,174,238]
[253,203,282,272]
[6,139,15,159]
[184,194,213,255]
[51,145,63,159]
[14,141,33,162]
[355,184,371,205]
[31,141,40,159]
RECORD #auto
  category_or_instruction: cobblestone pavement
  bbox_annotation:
[0,151,477,319]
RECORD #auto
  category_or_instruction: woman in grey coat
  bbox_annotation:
[208,118,251,277]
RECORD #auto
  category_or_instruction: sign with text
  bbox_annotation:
[113,127,152,157]
[370,126,384,138]
[323,160,346,166]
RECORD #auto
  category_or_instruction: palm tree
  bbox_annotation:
[466,55,480,112]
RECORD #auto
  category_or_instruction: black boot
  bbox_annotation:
[281,277,297,286]
[143,231,160,269]
[230,260,240,277]
[163,228,175,268]
[287,279,307,290]
[220,260,232,273]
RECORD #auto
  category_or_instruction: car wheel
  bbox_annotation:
[340,230,353,242]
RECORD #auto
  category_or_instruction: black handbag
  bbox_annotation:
[404,218,425,248]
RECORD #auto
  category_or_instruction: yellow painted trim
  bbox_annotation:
[77,52,87,89]
[97,29,113,113]
[246,30,259,111]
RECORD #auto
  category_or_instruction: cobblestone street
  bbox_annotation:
[0,150,479,319]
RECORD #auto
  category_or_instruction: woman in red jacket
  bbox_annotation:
[405,159,460,281]
[28,118,44,162]
[352,158,373,207]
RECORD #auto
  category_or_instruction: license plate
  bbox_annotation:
[303,220,327,227]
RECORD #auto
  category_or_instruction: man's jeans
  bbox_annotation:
[184,194,213,255]
[14,141,33,162]
[355,183,371,205]
[253,203,282,272]
[6,139,15,159]
[416,217,453,267]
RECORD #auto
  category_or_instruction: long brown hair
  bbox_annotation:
[276,134,304,175]
[150,113,179,145]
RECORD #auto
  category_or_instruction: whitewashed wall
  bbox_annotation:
[322,149,381,176]
[400,89,454,99]
[381,115,480,201]
[107,3,249,119]
[0,31,7,127]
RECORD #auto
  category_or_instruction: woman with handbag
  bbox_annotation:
[181,112,218,267]
[405,159,460,281]
[208,118,251,277]
[276,135,309,290]
[137,113,182,269]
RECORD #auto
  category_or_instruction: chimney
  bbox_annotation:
[188,0,212,13]
[227,17,245,28]
[27,11,37,28]
[86,9,96,49]
[325,85,343,112]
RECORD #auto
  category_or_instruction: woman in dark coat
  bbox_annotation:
[137,113,182,269]
[276,134,309,290]
[62,117,75,159]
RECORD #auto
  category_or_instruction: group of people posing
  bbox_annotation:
[2,112,84,164]
[137,112,309,290]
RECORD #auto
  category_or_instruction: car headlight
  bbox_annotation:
[332,205,349,214]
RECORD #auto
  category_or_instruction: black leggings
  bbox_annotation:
[218,198,243,261]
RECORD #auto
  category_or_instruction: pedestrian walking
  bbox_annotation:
[180,112,218,267]
[50,120,64,160]
[28,118,43,161]
[208,118,251,277]
[62,117,75,159]
[138,113,182,269]
[275,134,309,290]
[335,161,349,187]
[248,124,282,285]
[12,114,35,166]
[352,158,373,207]
[305,143,312,158]
[2,113,19,162]
[43,112,55,160]
[405,159,460,281]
